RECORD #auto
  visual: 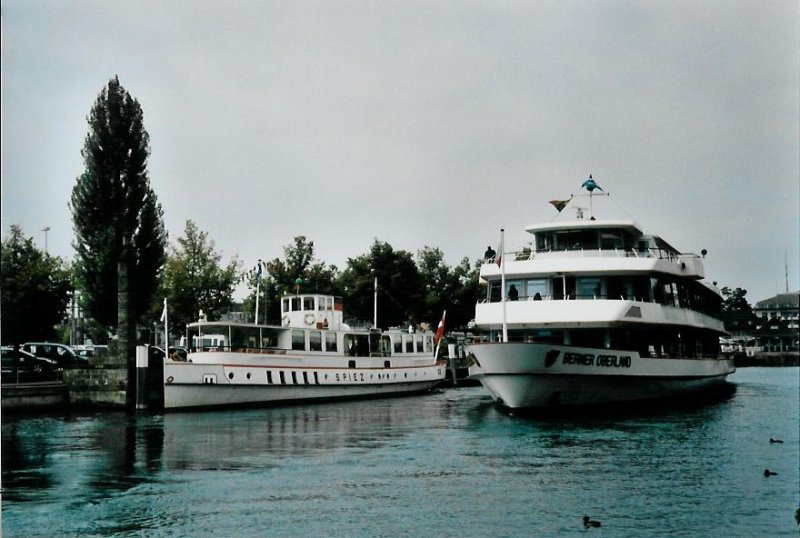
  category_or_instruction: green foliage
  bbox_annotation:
[244,236,339,324]
[1,226,72,344]
[338,240,423,328]
[721,286,752,313]
[159,220,241,331]
[416,246,482,329]
[70,76,167,330]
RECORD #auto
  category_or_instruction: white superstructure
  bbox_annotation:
[467,190,734,410]
[164,294,444,409]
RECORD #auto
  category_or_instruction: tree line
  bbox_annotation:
[1,77,482,347]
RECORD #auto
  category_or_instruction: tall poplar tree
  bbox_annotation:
[70,76,167,330]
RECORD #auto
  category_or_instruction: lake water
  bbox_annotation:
[2,367,798,537]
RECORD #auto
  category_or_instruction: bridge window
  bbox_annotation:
[303,297,315,310]
[292,330,305,351]
[325,332,337,352]
[309,331,322,351]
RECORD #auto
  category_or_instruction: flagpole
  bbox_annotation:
[254,276,261,324]
[373,277,378,328]
[500,228,508,343]
[254,260,262,325]
[161,298,169,352]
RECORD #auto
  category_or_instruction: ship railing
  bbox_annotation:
[481,248,697,264]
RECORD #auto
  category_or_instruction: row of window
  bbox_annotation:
[282,296,341,313]
[489,327,722,359]
[487,275,722,317]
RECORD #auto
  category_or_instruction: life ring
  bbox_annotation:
[282,315,290,327]
[304,313,315,325]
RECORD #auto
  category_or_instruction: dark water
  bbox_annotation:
[2,367,798,537]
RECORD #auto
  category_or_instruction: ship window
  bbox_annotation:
[279,371,286,384]
[291,297,300,311]
[325,332,337,352]
[382,335,392,356]
[302,371,309,384]
[393,337,402,353]
[303,297,315,310]
[282,298,290,313]
[348,360,356,368]
[314,372,319,384]
[526,279,548,299]
[291,371,297,384]
[488,280,501,302]
[267,371,273,384]
[577,277,602,299]
[292,330,305,350]
[415,338,423,353]
[405,336,413,353]
[424,336,432,353]
[309,331,322,351]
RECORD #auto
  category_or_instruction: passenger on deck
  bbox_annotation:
[508,284,519,301]
[484,246,496,261]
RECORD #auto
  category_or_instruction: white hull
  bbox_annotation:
[164,355,445,410]
[467,342,734,409]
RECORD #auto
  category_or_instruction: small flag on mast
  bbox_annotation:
[581,175,603,192]
[434,310,446,346]
[160,298,168,322]
[549,196,573,213]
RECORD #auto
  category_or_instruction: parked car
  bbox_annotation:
[1,346,59,383]
[149,346,188,362]
[21,342,86,368]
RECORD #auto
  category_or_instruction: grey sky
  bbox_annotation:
[2,1,798,304]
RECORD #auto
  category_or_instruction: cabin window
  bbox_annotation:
[261,329,279,348]
[424,336,432,353]
[600,231,624,249]
[309,331,322,351]
[291,330,305,351]
[405,335,413,353]
[381,335,392,356]
[267,371,273,384]
[279,371,286,384]
[506,280,523,300]
[577,277,602,299]
[415,338,423,353]
[526,279,548,300]
[303,297,315,311]
[325,332,337,352]
[290,297,300,312]
[488,280,501,303]
[345,334,369,357]
[291,371,297,384]
[282,298,290,313]
[393,337,402,353]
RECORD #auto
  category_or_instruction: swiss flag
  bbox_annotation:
[434,310,446,346]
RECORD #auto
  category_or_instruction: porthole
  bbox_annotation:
[246,373,251,380]
[228,372,234,380]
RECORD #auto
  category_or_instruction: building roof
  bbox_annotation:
[755,291,799,309]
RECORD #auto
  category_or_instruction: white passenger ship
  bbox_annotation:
[467,188,735,410]
[164,294,445,409]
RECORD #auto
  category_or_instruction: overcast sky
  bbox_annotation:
[2,1,798,304]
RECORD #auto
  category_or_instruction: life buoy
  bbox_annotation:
[282,315,290,327]
[304,313,315,325]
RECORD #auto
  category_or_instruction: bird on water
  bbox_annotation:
[763,469,778,477]
[583,516,601,528]
[769,438,784,443]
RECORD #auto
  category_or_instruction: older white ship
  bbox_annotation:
[164,294,445,409]
[467,182,734,409]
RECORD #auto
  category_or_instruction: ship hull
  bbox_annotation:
[164,358,445,410]
[467,342,734,409]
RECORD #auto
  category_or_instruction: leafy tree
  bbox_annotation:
[246,236,339,324]
[721,287,752,313]
[416,247,483,330]
[1,226,72,345]
[70,76,167,331]
[338,240,423,328]
[159,220,241,332]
